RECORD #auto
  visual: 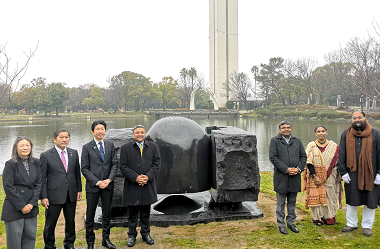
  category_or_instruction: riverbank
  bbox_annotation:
[1,172,380,249]
[0,111,148,122]
[3,105,379,123]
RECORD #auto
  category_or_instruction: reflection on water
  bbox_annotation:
[0,116,367,174]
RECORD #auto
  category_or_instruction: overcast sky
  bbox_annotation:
[1,0,380,90]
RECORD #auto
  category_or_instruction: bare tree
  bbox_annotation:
[284,57,318,105]
[223,71,252,109]
[177,67,201,108]
[340,37,380,98]
[0,42,38,106]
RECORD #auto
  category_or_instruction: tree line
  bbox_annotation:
[0,67,213,115]
[2,22,380,113]
[227,33,380,110]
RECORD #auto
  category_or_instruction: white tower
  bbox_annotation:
[209,0,238,108]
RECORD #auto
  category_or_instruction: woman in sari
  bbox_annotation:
[303,125,342,225]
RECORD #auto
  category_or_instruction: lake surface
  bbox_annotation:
[0,116,366,174]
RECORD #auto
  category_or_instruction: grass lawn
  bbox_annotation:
[1,172,380,248]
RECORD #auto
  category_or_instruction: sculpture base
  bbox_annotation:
[93,191,263,229]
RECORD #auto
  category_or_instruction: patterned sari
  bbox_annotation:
[303,141,341,224]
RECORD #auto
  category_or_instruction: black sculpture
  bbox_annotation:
[94,117,262,228]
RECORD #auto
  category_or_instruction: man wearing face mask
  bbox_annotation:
[338,110,380,237]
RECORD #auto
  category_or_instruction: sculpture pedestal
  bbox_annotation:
[93,191,262,228]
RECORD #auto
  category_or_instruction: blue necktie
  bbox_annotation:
[99,142,105,161]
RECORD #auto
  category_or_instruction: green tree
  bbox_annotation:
[82,84,105,110]
[156,76,178,110]
[255,57,284,107]
[48,82,70,115]
[31,77,52,116]
[109,71,136,112]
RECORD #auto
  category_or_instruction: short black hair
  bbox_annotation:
[54,128,70,138]
[279,120,292,129]
[91,120,107,131]
[132,124,144,132]
[314,125,327,133]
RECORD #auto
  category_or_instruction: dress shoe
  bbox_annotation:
[87,242,94,249]
[342,226,358,232]
[127,237,136,247]
[363,228,372,237]
[64,246,75,249]
[278,226,288,234]
[102,239,116,249]
[287,224,299,233]
[142,235,155,245]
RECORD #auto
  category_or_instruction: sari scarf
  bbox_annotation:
[303,141,340,209]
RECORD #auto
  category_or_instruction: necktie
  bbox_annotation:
[61,150,67,172]
[139,143,143,157]
[99,142,105,161]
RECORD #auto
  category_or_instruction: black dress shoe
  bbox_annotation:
[64,246,75,249]
[142,235,154,245]
[87,242,94,249]
[287,224,299,233]
[127,237,136,247]
[102,239,116,249]
[278,226,288,234]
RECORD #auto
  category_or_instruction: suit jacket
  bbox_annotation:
[269,133,307,193]
[1,157,41,222]
[40,147,82,204]
[81,139,118,193]
[119,140,161,206]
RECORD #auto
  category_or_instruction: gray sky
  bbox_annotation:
[2,0,380,89]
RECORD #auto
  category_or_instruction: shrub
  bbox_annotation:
[267,103,283,111]
[255,107,272,116]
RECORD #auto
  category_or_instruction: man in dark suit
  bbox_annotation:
[119,125,160,247]
[81,120,118,249]
[269,121,306,235]
[40,128,82,249]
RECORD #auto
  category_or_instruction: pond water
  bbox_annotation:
[0,116,362,174]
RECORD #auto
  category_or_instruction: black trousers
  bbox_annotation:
[127,205,151,237]
[43,193,77,249]
[85,188,113,243]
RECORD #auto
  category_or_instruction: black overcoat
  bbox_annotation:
[1,157,41,222]
[338,128,380,209]
[269,133,307,193]
[119,140,161,206]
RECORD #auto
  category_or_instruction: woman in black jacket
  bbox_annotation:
[1,137,41,249]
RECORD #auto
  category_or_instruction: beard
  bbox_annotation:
[352,121,367,131]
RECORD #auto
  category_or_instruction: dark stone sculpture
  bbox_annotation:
[209,126,260,203]
[94,117,262,228]
[146,117,211,193]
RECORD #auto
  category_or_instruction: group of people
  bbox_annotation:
[2,110,380,248]
[1,120,160,249]
[270,110,380,237]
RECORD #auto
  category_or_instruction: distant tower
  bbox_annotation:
[209,0,238,108]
